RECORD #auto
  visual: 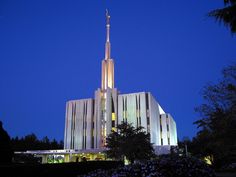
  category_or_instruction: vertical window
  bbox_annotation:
[147,117,150,125]
[147,117,150,133]
[136,96,138,110]
[92,136,94,148]
[70,103,74,148]
[145,93,149,109]
[168,137,170,145]
[161,138,163,145]
[112,112,116,129]
[112,120,115,127]
[138,95,141,111]
[111,97,115,113]
[167,124,169,131]
[122,97,124,120]
[136,117,138,128]
[138,95,141,126]
[146,110,150,117]
[125,97,127,121]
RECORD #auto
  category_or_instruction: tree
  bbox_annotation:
[105,122,155,163]
[193,64,236,168]
[0,121,13,164]
[208,0,236,34]
[11,134,63,151]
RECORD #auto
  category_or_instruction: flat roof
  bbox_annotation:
[15,149,106,155]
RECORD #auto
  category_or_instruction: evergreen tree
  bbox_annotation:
[106,122,155,163]
[0,121,13,164]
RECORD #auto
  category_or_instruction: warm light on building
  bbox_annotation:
[63,10,178,159]
[14,10,177,164]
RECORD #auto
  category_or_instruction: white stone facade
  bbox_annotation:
[64,92,178,150]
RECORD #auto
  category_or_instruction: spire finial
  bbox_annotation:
[105,9,111,59]
[106,9,110,26]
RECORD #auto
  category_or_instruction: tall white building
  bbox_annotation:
[64,11,177,155]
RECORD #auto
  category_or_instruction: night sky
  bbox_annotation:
[0,0,235,141]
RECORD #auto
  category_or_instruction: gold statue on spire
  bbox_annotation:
[105,9,111,44]
[106,9,110,26]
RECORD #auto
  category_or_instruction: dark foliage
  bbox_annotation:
[208,0,236,33]
[0,161,122,177]
[0,121,13,164]
[11,134,63,151]
[81,156,215,177]
[177,136,192,156]
[105,121,155,163]
[13,154,42,164]
[193,64,236,168]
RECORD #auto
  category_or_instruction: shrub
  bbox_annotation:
[80,156,215,177]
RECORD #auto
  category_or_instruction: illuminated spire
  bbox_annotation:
[101,9,114,90]
[105,9,111,59]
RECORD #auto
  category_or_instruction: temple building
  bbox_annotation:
[14,11,177,164]
[63,10,177,155]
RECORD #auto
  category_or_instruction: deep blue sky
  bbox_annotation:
[0,0,235,141]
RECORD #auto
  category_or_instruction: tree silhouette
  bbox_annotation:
[193,64,236,168]
[11,134,63,151]
[208,0,236,34]
[0,121,13,164]
[105,122,155,163]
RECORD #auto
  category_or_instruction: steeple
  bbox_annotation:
[101,9,114,90]
[105,9,111,60]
